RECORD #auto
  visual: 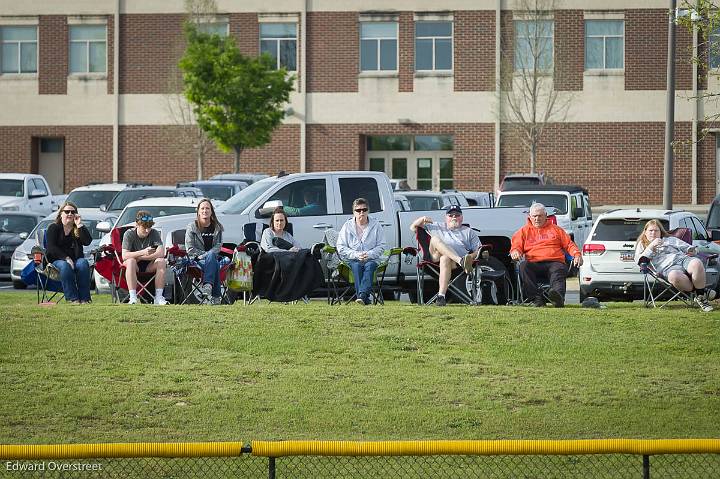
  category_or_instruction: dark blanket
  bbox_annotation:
[253,249,324,302]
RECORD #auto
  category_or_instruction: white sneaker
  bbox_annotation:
[200,283,212,299]
[154,295,168,306]
[127,297,138,305]
[694,294,714,313]
[210,296,222,306]
[707,289,717,301]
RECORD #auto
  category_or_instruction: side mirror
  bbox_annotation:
[257,200,283,218]
[29,189,47,199]
[19,232,28,240]
[99,204,107,212]
[96,221,112,233]
[572,207,584,221]
[711,229,720,242]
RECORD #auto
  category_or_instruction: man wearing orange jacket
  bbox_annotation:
[510,203,583,307]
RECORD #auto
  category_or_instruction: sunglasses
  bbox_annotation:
[137,215,154,222]
[447,213,462,218]
[62,210,77,215]
[354,208,369,213]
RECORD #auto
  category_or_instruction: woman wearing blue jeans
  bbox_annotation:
[185,199,224,305]
[45,201,92,304]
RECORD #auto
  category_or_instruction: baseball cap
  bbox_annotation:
[446,206,463,216]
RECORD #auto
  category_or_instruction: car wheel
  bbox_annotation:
[12,279,27,290]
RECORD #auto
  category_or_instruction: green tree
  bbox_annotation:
[179,23,295,173]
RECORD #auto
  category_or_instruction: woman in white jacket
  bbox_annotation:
[634,219,714,312]
[336,198,387,305]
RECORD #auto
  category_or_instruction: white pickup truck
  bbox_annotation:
[0,173,60,216]
[147,171,529,298]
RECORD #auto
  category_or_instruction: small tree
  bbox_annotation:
[179,23,295,173]
[500,0,572,173]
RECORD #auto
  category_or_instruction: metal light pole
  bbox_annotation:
[663,0,677,209]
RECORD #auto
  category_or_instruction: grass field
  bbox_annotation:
[0,292,718,445]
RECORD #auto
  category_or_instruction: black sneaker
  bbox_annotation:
[547,289,565,308]
[436,295,447,307]
[531,297,545,307]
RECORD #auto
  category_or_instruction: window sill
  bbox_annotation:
[0,73,38,81]
[359,71,398,78]
[584,69,624,77]
[415,71,453,78]
[68,73,107,81]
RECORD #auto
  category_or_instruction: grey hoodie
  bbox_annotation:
[185,220,223,259]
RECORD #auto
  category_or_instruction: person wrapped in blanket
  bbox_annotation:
[633,219,715,312]
[185,198,224,305]
[261,207,302,253]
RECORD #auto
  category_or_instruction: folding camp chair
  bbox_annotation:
[408,226,491,306]
[167,229,234,305]
[638,227,717,309]
[22,228,65,304]
[511,259,575,306]
[94,225,159,303]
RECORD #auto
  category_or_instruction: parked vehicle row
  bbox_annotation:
[0,173,62,216]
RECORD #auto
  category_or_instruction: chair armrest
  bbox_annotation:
[311,242,325,260]
[402,246,417,256]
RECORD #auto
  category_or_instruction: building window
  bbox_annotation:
[514,20,554,70]
[585,20,624,70]
[260,23,297,71]
[414,135,453,151]
[360,22,397,72]
[367,135,411,151]
[710,27,720,69]
[0,26,37,74]
[415,21,452,71]
[69,25,106,74]
[439,158,454,190]
[197,21,228,37]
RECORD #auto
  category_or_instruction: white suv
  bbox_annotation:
[579,209,720,301]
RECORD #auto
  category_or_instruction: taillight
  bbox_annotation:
[582,243,605,255]
[547,215,557,225]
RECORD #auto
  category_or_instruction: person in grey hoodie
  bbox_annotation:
[336,197,387,305]
[634,219,713,312]
[185,199,224,305]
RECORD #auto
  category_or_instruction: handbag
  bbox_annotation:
[226,247,253,292]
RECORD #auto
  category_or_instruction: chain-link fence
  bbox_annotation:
[1,440,718,478]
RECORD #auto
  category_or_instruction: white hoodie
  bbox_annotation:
[336,216,387,261]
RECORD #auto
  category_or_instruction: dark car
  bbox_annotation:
[499,173,552,191]
[402,191,469,211]
[177,180,248,201]
[103,185,203,213]
[0,212,42,278]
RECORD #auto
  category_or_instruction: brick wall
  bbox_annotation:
[0,126,112,192]
[119,14,186,94]
[398,12,414,93]
[454,10,496,92]
[39,16,67,95]
[626,9,694,91]
[306,12,358,92]
[499,122,707,204]
[118,124,300,184]
[231,13,258,58]
[554,10,583,91]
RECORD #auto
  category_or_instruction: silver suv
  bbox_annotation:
[579,209,720,301]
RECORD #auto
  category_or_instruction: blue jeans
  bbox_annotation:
[198,251,221,297]
[52,257,91,302]
[348,259,378,301]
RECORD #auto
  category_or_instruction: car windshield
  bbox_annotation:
[107,190,176,211]
[0,215,37,234]
[67,190,119,209]
[592,218,670,242]
[0,179,24,197]
[497,194,568,215]
[219,180,277,214]
[116,205,197,227]
[406,196,441,211]
[197,185,234,201]
[503,177,540,188]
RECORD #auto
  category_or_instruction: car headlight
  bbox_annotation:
[0,205,20,212]
[12,250,28,261]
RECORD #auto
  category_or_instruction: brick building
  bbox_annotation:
[0,0,716,205]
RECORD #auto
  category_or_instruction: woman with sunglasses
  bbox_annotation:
[185,198,224,305]
[336,197,387,305]
[45,201,92,304]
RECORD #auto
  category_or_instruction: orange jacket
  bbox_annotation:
[510,219,581,263]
